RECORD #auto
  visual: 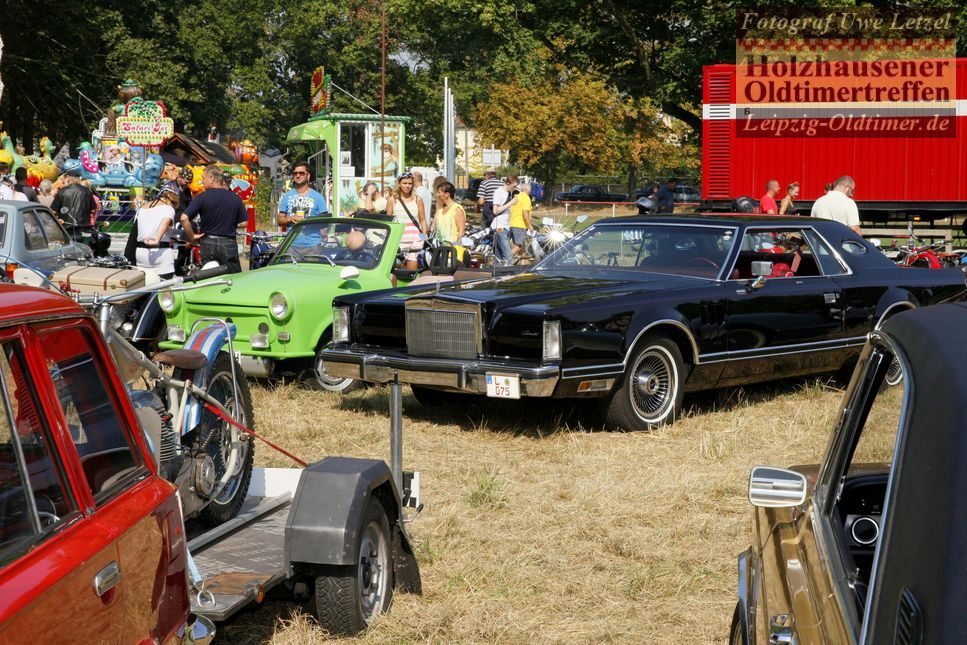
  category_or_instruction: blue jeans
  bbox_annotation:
[200,236,242,274]
[494,229,513,263]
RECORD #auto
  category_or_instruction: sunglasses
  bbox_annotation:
[398,172,414,179]
[292,171,308,176]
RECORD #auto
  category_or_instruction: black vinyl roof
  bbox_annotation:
[868,303,967,642]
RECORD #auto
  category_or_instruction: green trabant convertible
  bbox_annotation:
[159,217,405,392]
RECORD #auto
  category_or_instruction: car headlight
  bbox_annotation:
[333,306,350,343]
[159,289,177,313]
[269,292,289,320]
[543,320,561,360]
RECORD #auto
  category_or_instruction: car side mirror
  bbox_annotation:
[542,217,553,226]
[576,214,589,224]
[748,466,808,508]
[869,238,881,248]
[339,265,360,281]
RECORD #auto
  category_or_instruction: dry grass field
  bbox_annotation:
[218,375,849,643]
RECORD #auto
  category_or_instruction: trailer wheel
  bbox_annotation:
[314,497,394,635]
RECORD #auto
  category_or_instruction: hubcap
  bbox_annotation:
[629,347,676,422]
[357,521,389,619]
[315,353,353,389]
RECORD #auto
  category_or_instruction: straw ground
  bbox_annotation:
[220,376,845,643]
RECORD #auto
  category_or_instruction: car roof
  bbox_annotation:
[0,284,84,326]
[867,302,967,641]
[594,214,829,227]
[0,200,52,212]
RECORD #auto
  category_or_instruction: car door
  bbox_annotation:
[0,331,124,643]
[35,209,86,267]
[35,320,188,640]
[20,208,65,274]
[719,226,846,384]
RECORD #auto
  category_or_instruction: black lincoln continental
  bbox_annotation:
[320,216,966,431]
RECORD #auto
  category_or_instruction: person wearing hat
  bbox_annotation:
[175,166,195,216]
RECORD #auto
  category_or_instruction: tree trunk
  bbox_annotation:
[626,164,637,200]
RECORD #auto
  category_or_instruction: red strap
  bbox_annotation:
[202,401,307,468]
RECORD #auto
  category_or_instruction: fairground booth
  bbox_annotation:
[285,68,410,216]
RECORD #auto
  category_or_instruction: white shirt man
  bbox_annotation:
[811,176,861,234]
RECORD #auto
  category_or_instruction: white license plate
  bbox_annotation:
[486,373,520,399]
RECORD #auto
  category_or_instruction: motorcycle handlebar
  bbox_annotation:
[186,264,230,283]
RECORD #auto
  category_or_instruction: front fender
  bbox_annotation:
[623,309,701,365]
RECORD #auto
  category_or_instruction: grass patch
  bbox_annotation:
[220,376,845,643]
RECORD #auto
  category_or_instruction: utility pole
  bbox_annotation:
[380,1,386,190]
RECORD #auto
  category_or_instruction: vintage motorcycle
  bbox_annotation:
[10,262,257,527]
[90,265,254,526]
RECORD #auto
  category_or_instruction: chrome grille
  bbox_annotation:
[405,299,481,359]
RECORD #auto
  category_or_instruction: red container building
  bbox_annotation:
[702,60,967,221]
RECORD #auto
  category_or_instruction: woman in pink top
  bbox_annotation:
[386,173,427,270]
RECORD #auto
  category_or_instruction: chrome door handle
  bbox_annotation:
[94,561,121,597]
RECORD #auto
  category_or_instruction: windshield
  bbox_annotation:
[271,220,389,270]
[536,223,737,279]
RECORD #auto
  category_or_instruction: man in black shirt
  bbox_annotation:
[14,168,38,202]
[51,174,97,227]
[180,164,248,273]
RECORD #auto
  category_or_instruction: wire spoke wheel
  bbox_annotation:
[606,335,685,431]
[630,347,677,421]
[196,353,254,527]
[885,355,903,387]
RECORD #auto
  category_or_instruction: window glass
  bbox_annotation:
[41,326,142,502]
[803,229,849,275]
[36,211,68,247]
[848,349,904,466]
[730,227,842,279]
[538,224,735,278]
[0,342,75,562]
[22,211,47,250]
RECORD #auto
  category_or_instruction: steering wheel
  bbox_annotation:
[685,257,720,270]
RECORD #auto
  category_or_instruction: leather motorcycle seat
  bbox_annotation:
[153,349,209,370]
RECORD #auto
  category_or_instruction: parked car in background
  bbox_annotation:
[634,183,701,202]
[466,177,483,202]
[731,304,967,644]
[554,184,628,202]
[0,284,212,643]
[321,216,966,431]
[673,185,701,203]
[0,200,92,279]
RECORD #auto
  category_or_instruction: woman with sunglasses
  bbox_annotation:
[386,172,428,270]
[277,161,328,225]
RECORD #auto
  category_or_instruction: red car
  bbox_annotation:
[0,285,212,643]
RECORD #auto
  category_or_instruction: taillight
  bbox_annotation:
[5,262,18,280]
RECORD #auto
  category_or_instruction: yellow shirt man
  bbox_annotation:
[509,191,532,230]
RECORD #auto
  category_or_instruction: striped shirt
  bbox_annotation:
[479,177,503,204]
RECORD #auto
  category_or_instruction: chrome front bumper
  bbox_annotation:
[320,347,560,397]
